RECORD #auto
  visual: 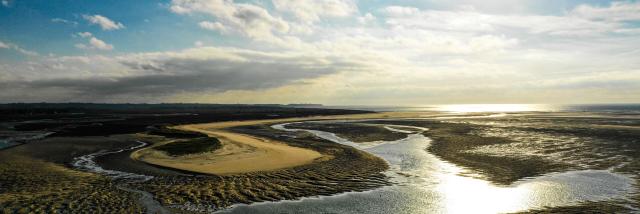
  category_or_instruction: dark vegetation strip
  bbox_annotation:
[2,103,371,137]
[146,125,222,156]
[153,138,222,156]
[283,122,408,143]
[147,126,208,139]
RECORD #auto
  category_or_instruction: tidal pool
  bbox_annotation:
[220,122,636,214]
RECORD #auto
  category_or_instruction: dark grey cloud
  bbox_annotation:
[0,51,360,102]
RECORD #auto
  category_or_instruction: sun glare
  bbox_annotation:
[437,173,531,214]
[436,104,544,113]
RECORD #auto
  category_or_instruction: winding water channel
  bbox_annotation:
[69,121,637,213]
[71,141,170,214]
[221,121,637,214]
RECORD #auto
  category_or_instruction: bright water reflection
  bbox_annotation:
[435,104,550,113]
[221,123,635,214]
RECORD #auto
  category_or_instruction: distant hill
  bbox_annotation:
[286,104,324,108]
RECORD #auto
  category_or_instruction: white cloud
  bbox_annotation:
[198,21,227,33]
[1,0,9,7]
[75,34,114,51]
[88,37,114,50]
[357,13,376,24]
[272,0,357,23]
[18,49,37,56]
[383,6,419,16]
[77,32,93,38]
[170,0,289,40]
[381,6,627,36]
[51,18,78,26]
[0,40,38,56]
[571,1,640,22]
[82,14,125,31]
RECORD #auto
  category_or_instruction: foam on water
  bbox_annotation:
[72,140,153,182]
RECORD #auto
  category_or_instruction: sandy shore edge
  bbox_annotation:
[132,112,428,175]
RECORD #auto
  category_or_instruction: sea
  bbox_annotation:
[326,103,640,113]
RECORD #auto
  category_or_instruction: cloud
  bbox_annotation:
[82,14,125,31]
[74,34,113,50]
[383,6,420,16]
[170,0,289,40]
[2,1,640,104]
[198,21,227,33]
[272,0,357,23]
[0,46,365,102]
[1,0,9,7]
[381,5,628,36]
[51,18,78,26]
[570,1,640,22]
[77,32,93,38]
[357,13,376,24]
[0,41,38,56]
[88,37,114,50]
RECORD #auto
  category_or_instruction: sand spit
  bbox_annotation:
[133,112,428,175]
[136,122,393,210]
[134,125,324,175]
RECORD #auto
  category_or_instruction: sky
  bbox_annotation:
[0,0,639,105]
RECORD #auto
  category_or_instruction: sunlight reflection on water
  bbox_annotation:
[434,104,550,113]
[220,122,636,214]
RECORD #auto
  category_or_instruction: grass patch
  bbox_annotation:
[284,122,407,143]
[154,137,221,156]
[147,126,208,139]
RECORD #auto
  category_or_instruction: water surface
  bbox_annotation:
[221,122,636,214]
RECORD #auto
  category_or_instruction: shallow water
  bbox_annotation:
[0,139,13,149]
[221,122,636,214]
[71,140,171,214]
[72,140,153,181]
[0,131,53,150]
